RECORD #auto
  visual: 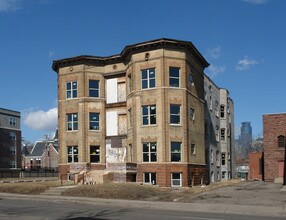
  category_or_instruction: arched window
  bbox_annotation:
[278,135,285,148]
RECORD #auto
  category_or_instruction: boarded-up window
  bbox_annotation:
[118,114,127,135]
[106,78,118,103]
[106,111,118,136]
[117,82,126,102]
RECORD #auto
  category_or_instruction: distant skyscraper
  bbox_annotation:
[238,122,252,147]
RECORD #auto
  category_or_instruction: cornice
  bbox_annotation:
[52,38,209,73]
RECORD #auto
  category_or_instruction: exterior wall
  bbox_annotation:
[249,152,263,180]
[204,76,221,183]
[0,108,21,170]
[220,89,235,181]
[41,145,58,170]
[54,39,208,187]
[263,113,286,182]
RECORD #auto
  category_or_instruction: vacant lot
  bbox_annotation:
[0,180,62,194]
[0,179,241,200]
[62,180,242,201]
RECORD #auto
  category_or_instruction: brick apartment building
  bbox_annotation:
[0,108,22,170]
[263,113,286,182]
[52,38,210,187]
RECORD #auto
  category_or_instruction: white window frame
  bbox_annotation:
[9,117,16,126]
[169,67,180,87]
[143,142,157,162]
[144,172,156,185]
[89,112,100,130]
[66,81,77,99]
[67,113,78,131]
[170,104,181,125]
[67,146,79,163]
[171,173,182,187]
[90,145,100,163]
[142,105,156,126]
[141,68,155,89]
[171,142,182,162]
[89,80,100,98]
[10,131,16,140]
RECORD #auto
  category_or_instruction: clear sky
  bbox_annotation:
[0,0,285,143]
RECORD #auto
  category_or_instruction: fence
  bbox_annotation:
[0,170,59,179]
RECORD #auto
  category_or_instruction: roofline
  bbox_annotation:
[52,38,209,72]
[0,107,21,116]
[263,112,286,117]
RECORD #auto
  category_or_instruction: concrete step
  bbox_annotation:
[40,185,77,196]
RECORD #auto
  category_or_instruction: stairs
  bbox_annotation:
[40,185,77,196]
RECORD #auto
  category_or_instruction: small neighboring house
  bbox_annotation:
[23,139,58,171]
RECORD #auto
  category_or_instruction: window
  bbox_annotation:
[129,144,133,162]
[191,144,196,155]
[143,142,157,162]
[171,142,181,162]
[216,150,220,167]
[220,105,225,118]
[128,74,132,93]
[222,171,226,179]
[209,96,213,111]
[66,81,77,99]
[90,146,100,163]
[278,136,285,148]
[144,173,156,185]
[67,146,78,163]
[215,126,219,142]
[190,108,195,120]
[210,149,214,164]
[10,146,16,155]
[189,73,193,85]
[89,80,99,97]
[9,117,16,126]
[171,173,182,187]
[10,132,16,140]
[89,113,100,130]
[170,104,181,124]
[10,161,16,169]
[222,152,226,165]
[141,68,155,89]
[67,113,78,131]
[169,67,180,87]
[221,129,225,141]
[128,108,133,128]
[142,105,156,125]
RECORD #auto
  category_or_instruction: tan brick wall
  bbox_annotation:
[56,43,206,187]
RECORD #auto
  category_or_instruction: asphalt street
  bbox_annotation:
[0,199,284,220]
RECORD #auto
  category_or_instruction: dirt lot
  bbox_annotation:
[181,181,286,207]
[0,181,61,194]
[1,179,285,208]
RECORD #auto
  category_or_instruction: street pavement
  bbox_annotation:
[0,182,286,217]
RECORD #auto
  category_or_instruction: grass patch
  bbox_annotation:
[63,183,178,201]
[0,181,62,195]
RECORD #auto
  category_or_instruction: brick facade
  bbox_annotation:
[263,114,286,182]
[53,39,208,187]
[249,152,263,180]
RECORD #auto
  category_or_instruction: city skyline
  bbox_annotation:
[0,0,285,142]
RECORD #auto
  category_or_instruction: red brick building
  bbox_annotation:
[263,113,286,182]
[249,152,263,180]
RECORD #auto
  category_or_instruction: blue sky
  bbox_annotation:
[0,0,285,142]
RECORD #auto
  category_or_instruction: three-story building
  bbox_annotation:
[52,38,209,187]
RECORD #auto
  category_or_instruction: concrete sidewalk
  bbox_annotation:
[0,192,285,218]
